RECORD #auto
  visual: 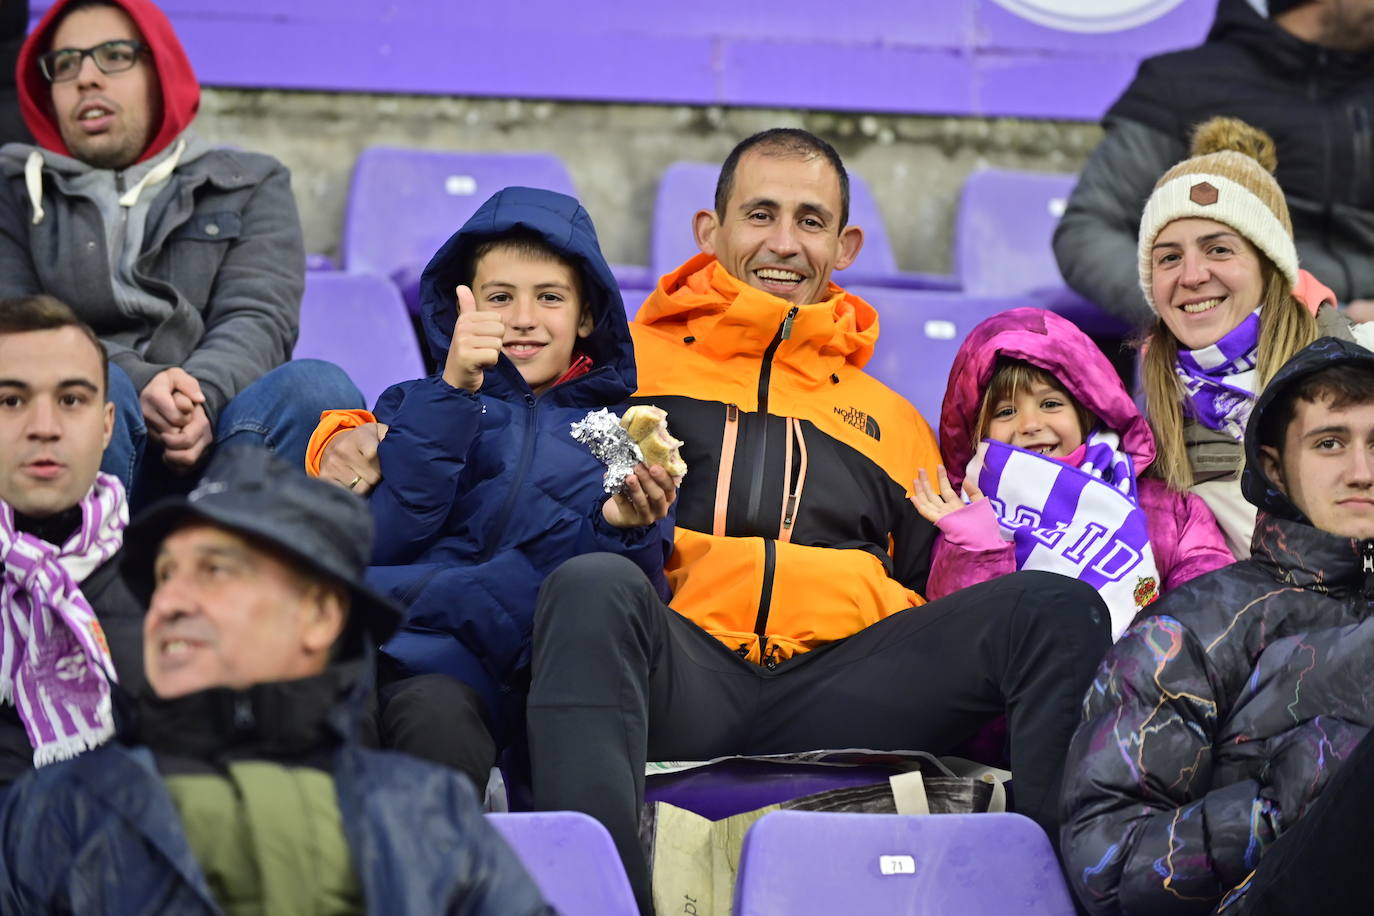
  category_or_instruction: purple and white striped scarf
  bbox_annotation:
[966,429,1160,638]
[0,474,125,765]
[1174,309,1262,441]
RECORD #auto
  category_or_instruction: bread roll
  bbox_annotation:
[621,405,688,478]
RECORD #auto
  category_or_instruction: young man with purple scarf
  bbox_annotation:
[0,294,144,789]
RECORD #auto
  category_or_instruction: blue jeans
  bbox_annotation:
[101,359,364,506]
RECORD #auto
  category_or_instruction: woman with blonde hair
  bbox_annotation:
[1137,116,1372,557]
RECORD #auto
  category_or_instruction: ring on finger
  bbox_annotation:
[347,475,362,490]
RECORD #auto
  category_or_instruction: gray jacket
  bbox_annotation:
[0,137,304,422]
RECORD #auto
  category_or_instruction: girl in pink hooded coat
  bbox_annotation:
[917,308,1231,637]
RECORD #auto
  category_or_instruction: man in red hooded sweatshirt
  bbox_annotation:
[0,0,361,505]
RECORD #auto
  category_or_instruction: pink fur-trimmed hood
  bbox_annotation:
[938,308,1155,486]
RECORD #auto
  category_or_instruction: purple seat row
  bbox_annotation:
[328,146,1119,314]
[487,809,1076,915]
[295,147,1130,420]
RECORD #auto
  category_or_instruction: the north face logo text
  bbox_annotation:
[835,406,881,441]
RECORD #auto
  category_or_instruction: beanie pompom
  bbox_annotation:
[1189,117,1278,173]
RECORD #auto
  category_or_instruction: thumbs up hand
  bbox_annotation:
[443,284,506,392]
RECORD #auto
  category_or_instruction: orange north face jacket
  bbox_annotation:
[630,255,942,665]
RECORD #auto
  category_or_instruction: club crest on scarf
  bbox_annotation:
[966,429,1160,638]
[1174,309,1262,441]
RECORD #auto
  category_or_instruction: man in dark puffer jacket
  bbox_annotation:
[1061,335,1374,915]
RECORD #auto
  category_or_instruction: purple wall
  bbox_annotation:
[31,0,1217,121]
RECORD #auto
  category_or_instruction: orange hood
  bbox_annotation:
[637,254,879,385]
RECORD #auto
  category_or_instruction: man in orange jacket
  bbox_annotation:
[526,129,1112,914]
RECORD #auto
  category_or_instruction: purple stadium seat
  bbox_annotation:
[733,811,1077,915]
[619,289,654,322]
[487,812,638,916]
[342,147,652,313]
[852,286,1030,427]
[612,263,654,293]
[341,148,579,312]
[649,161,957,291]
[649,161,716,281]
[295,272,425,409]
[954,169,1129,338]
[843,172,959,291]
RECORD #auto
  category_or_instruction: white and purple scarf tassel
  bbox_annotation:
[0,474,125,765]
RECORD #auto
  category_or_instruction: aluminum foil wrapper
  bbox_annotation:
[571,408,643,494]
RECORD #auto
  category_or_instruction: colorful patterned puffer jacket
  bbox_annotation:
[1060,336,1374,915]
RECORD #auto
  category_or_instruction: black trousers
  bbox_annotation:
[376,664,497,795]
[1232,724,1374,915]
[527,554,1111,914]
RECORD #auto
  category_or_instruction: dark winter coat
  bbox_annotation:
[1054,0,1374,324]
[367,187,673,709]
[1060,336,1374,914]
[0,660,552,915]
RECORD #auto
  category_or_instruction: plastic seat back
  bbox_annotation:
[734,811,1077,915]
[342,147,577,287]
[295,272,425,408]
[487,811,638,916]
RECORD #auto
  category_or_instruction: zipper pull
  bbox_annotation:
[782,494,799,530]
[233,695,255,733]
[727,403,739,423]
[735,643,750,659]
[763,643,780,670]
[780,306,799,341]
[1363,541,1374,600]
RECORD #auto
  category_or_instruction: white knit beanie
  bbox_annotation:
[1137,117,1298,313]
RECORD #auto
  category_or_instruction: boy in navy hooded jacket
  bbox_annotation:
[307,187,676,790]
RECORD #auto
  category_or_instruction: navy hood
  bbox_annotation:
[417,186,635,407]
[1243,336,1374,520]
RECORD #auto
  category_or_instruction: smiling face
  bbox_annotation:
[1150,217,1266,351]
[470,247,593,395]
[983,379,1087,458]
[48,4,160,170]
[694,149,863,306]
[0,326,113,517]
[144,524,346,699]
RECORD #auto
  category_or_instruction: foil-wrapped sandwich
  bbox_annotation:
[571,406,688,494]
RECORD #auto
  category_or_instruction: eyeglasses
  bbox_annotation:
[38,39,147,83]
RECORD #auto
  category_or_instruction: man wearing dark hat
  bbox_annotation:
[1055,0,1374,325]
[0,447,552,914]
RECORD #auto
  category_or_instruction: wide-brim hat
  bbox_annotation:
[122,446,400,654]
